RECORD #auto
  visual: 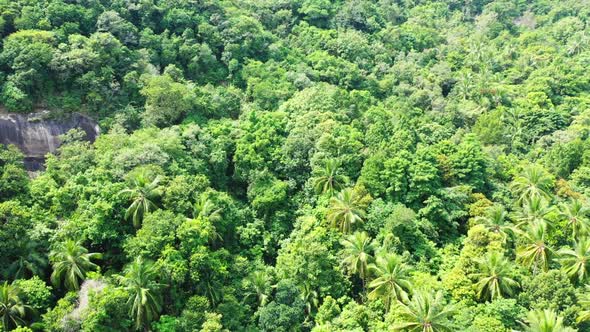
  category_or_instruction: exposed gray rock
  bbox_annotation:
[0,111,99,170]
[62,279,107,332]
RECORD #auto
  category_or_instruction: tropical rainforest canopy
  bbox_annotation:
[2,0,590,331]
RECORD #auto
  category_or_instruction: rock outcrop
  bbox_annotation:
[0,111,99,170]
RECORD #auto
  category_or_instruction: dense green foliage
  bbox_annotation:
[2,0,590,331]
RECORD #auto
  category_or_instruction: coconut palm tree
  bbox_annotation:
[5,240,47,279]
[0,282,32,330]
[510,164,553,205]
[516,224,553,273]
[193,195,222,223]
[559,199,590,240]
[454,70,474,100]
[300,282,319,316]
[120,172,161,228]
[327,188,367,233]
[49,240,101,291]
[520,309,576,332]
[313,159,347,195]
[368,253,412,310]
[471,252,519,301]
[198,277,222,307]
[577,285,590,323]
[115,257,163,331]
[476,205,513,242]
[515,196,554,230]
[558,237,590,285]
[244,270,272,307]
[393,290,456,332]
[192,195,223,245]
[341,231,374,287]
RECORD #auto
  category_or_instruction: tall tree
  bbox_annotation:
[510,164,553,205]
[577,285,590,324]
[393,290,456,332]
[558,237,590,285]
[5,240,47,280]
[244,270,272,307]
[340,231,374,288]
[515,196,554,230]
[192,195,223,245]
[517,224,554,273]
[520,309,576,332]
[313,159,347,195]
[49,240,101,291]
[0,282,32,331]
[120,172,162,228]
[476,205,513,242]
[115,257,164,331]
[300,282,319,317]
[368,253,412,310]
[327,188,367,233]
[193,195,222,222]
[559,199,590,240]
[141,74,193,127]
[471,252,519,301]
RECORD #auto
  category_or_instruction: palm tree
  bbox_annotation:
[327,188,367,233]
[243,270,272,307]
[182,217,222,249]
[476,205,513,242]
[5,240,48,279]
[471,252,519,302]
[559,199,590,240]
[577,285,590,323]
[115,257,163,331]
[520,309,576,332]
[49,240,101,291]
[454,71,474,100]
[515,196,554,230]
[193,195,222,222]
[516,224,553,273]
[197,276,222,306]
[313,159,347,195]
[120,172,161,228]
[0,282,32,330]
[341,231,374,287]
[300,282,319,316]
[393,290,456,332]
[368,253,412,310]
[558,237,590,285]
[510,164,553,205]
[192,195,223,245]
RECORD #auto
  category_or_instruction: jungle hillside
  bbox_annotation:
[2,0,590,331]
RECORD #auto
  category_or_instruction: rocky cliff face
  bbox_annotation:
[0,111,99,170]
